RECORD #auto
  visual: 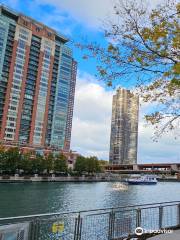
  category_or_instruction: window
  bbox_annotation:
[18,39,26,49]
[12,84,21,90]
[8,117,16,121]
[13,79,21,85]
[19,33,28,41]
[17,48,25,54]
[8,122,15,127]
[62,53,72,59]
[14,68,22,75]
[23,20,28,26]
[14,73,22,79]
[47,32,52,37]
[61,66,71,72]
[15,63,23,69]
[36,26,41,32]
[44,53,50,59]
[11,100,18,106]
[11,94,19,101]
[16,59,24,65]
[9,106,16,111]
[20,28,28,35]
[5,128,15,132]
[5,133,13,138]
[24,94,33,100]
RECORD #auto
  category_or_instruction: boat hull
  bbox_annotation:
[128,181,157,185]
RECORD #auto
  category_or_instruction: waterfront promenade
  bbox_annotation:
[0,200,179,239]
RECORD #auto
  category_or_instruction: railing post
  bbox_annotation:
[74,213,82,240]
[108,210,115,240]
[159,206,163,229]
[79,215,82,240]
[178,203,180,227]
[29,218,40,240]
[136,208,141,228]
[29,220,35,240]
[108,211,112,240]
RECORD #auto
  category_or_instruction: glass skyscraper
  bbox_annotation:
[109,88,139,165]
[0,5,77,151]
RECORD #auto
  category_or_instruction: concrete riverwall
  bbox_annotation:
[0,175,180,183]
[0,175,123,182]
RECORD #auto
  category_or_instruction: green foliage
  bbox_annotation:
[2,148,21,173]
[54,154,68,173]
[74,156,101,175]
[0,148,101,176]
[86,156,101,174]
[31,154,45,174]
[99,160,108,166]
[0,146,6,172]
[0,148,67,174]
[74,156,87,175]
[19,153,33,174]
[44,153,54,173]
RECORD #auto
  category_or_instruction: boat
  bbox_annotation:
[127,175,157,185]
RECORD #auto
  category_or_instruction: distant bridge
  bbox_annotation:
[104,163,180,174]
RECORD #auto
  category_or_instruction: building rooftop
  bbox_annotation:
[0,4,69,43]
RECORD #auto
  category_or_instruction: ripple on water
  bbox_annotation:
[0,181,180,217]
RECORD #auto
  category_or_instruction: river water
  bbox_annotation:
[0,181,180,218]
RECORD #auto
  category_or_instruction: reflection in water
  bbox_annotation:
[0,182,180,217]
[111,182,128,191]
[3,233,16,240]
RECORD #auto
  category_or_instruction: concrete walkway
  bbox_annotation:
[148,230,180,240]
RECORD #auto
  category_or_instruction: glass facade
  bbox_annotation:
[4,27,31,140]
[50,46,73,149]
[33,38,55,145]
[45,40,61,146]
[64,60,77,151]
[19,35,41,143]
[0,14,16,131]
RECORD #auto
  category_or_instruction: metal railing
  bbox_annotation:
[0,200,180,240]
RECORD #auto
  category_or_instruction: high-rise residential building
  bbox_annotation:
[0,5,77,151]
[109,88,139,165]
[64,60,77,151]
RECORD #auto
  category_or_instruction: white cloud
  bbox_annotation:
[71,72,180,162]
[138,125,180,163]
[35,0,170,29]
[36,11,74,36]
[4,0,173,31]
[36,0,114,29]
[71,72,113,159]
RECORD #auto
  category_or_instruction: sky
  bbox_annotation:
[1,0,179,163]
